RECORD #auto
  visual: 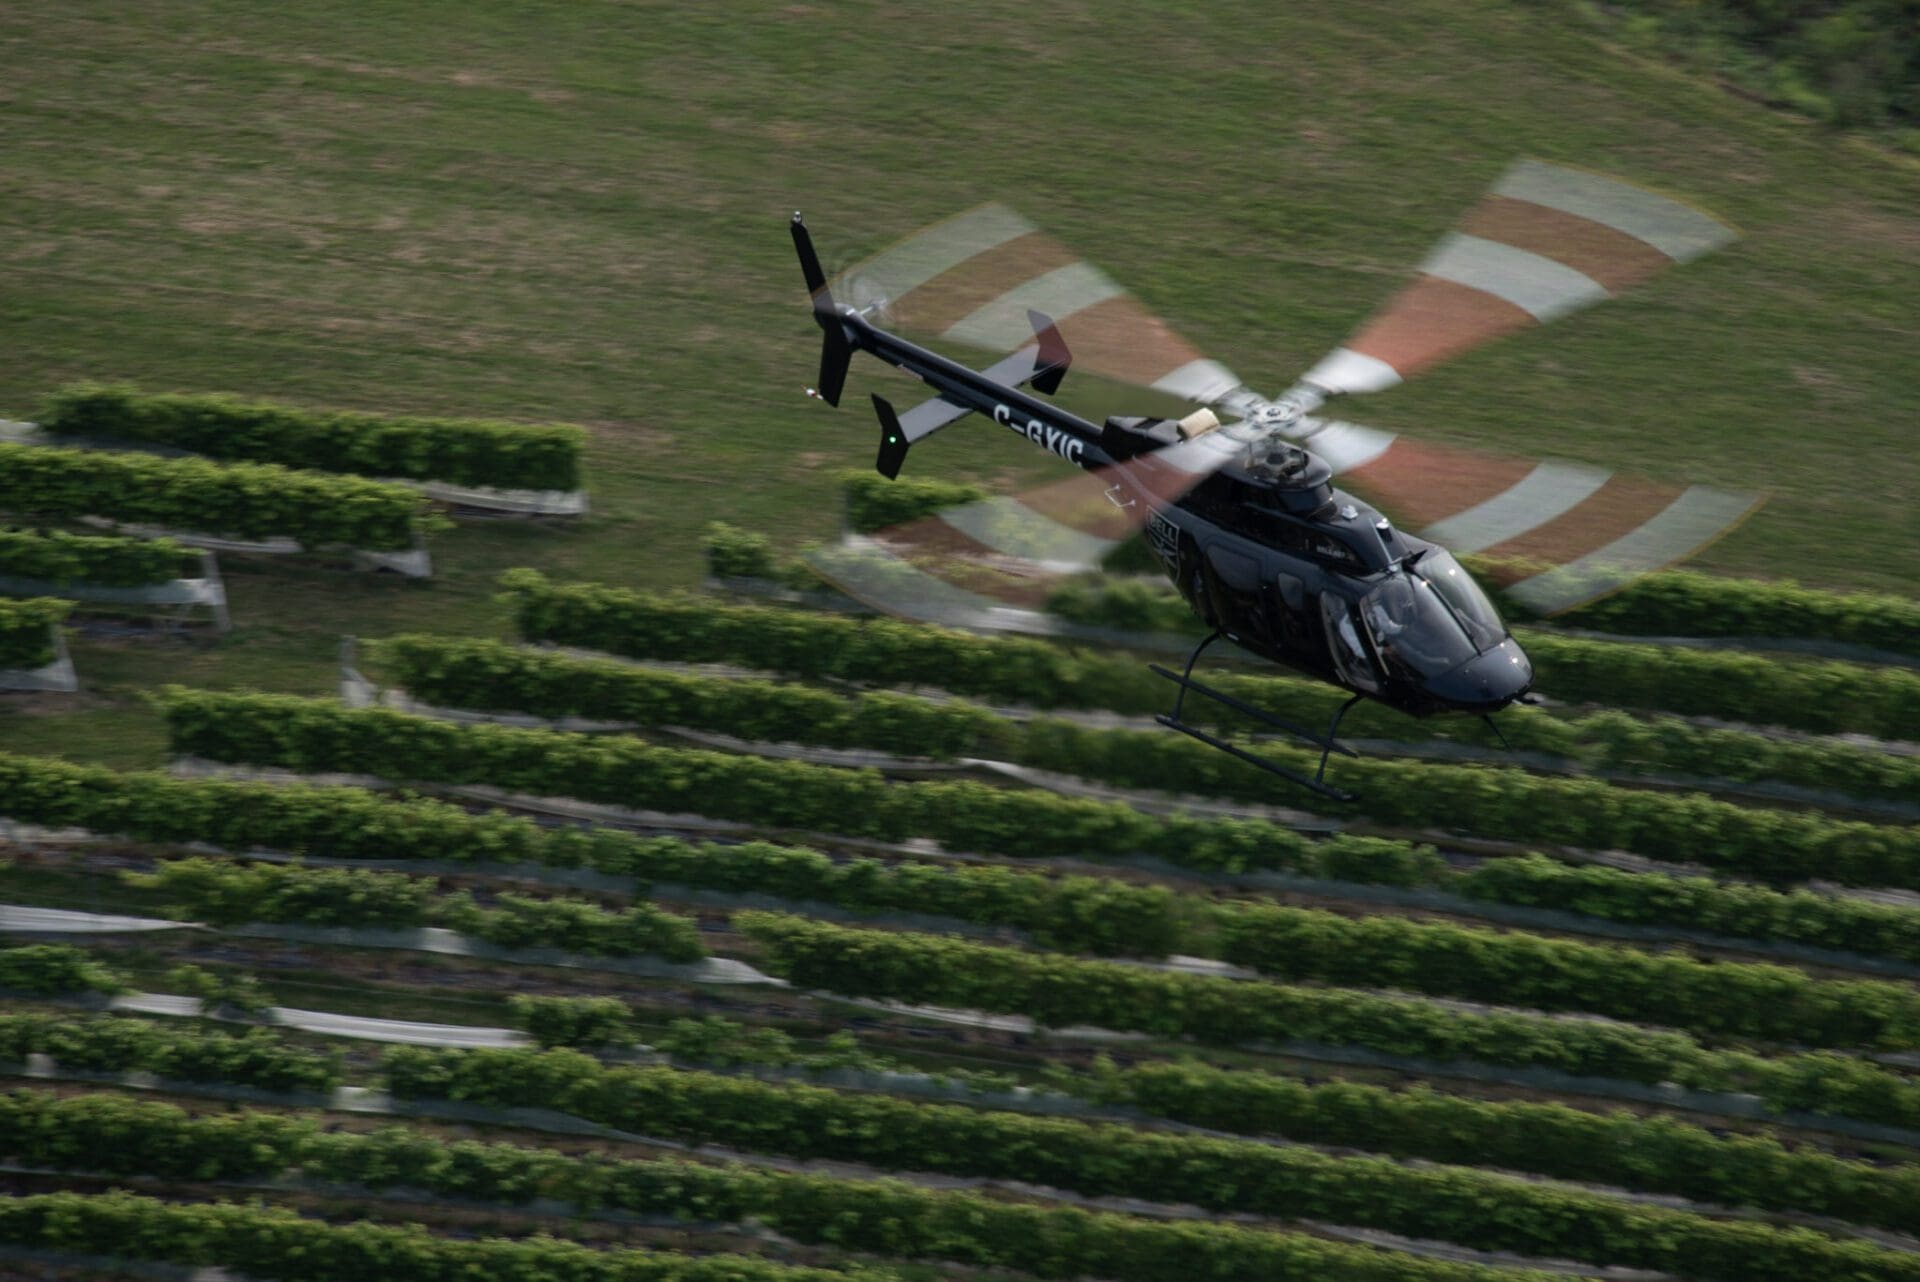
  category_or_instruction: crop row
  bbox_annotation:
[0,944,121,997]
[0,441,432,551]
[99,837,1920,1052]
[9,1087,1914,1282]
[0,527,199,589]
[0,1189,898,1282]
[160,686,1920,891]
[41,382,586,492]
[381,632,1920,806]
[128,857,707,962]
[12,990,1919,1238]
[506,568,1920,746]
[515,1001,1920,1232]
[833,473,1920,658]
[1212,900,1920,1050]
[0,1090,1540,1282]
[10,750,1920,975]
[0,1011,341,1093]
[735,912,1920,1130]
[385,1043,1918,1282]
[0,597,69,670]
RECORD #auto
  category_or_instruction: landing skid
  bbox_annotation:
[1149,629,1362,802]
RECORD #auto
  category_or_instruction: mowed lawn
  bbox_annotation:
[0,0,1916,761]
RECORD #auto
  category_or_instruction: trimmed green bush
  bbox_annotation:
[0,1106,1540,1282]
[0,597,69,669]
[733,912,1920,1128]
[506,994,638,1048]
[0,528,198,588]
[0,1012,339,1093]
[385,1044,1920,1282]
[0,442,431,551]
[41,382,585,491]
[0,944,122,997]
[842,470,988,533]
[0,1190,901,1282]
[126,857,708,963]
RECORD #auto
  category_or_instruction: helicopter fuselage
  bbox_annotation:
[1153,469,1532,717]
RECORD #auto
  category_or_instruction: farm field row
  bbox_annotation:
[4,993,1920,1282]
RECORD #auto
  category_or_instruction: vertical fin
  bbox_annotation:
[872,395,911,479]
[1028,308,1071,395]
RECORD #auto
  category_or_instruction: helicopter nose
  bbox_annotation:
[1427,637,1533,710]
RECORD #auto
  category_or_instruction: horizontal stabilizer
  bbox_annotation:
[863,316,1076,477]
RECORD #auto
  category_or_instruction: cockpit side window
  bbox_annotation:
[1319,593,1380,693]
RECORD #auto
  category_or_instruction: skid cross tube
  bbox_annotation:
[1149,631,1362,802]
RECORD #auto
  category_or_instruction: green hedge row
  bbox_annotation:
[41,382,586,492]
[1019,718,1920,887]
[1454,854,1920,963]
[0,597,69,669]
[126,856,707,963]
[381,631,997,758]
[0,527,199,588]
[11,1007,1915,1245]
[0,1190,897,1282]
[1547,566,1920,659]
[0,750,1231,957]
[1519,629,1920,739]
[154,689,1344,873]
[379,633,1920,879]
[37,727,1920,1053]
[0,1012,340,1093]
[1072,1057,1920,1232]
[734,912,1920,1130]
[0,442,432,551]
[504,569,1920,749]
[152,687,1920,893]
[0,1095,1546,1282]
[477,598,1920,804]
[0,944,122,997]
[11,748,1920,982]
[1212,900,1920,1050]
[385,1044,1920,1282]
[620,1010,1920,1232]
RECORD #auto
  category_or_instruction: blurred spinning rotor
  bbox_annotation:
[808,160,1762,625]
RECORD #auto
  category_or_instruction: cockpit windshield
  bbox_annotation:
[1413,549,1506,652]
[1359,553,1508,681]
[1360,575,1477,679]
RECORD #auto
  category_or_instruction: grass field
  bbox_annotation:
[1,0,1916,764]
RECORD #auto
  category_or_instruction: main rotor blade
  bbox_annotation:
[1300,159,1738,397]
[834,203,1242,404]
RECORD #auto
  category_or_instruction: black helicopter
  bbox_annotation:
[790,161,1755,798]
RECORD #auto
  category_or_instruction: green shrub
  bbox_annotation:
[0,597,70,669]
[41,382,585,491]
[0,528,198,588]
[506,994,637,1048]
[0,442,432,551]
[841,470,986,532]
